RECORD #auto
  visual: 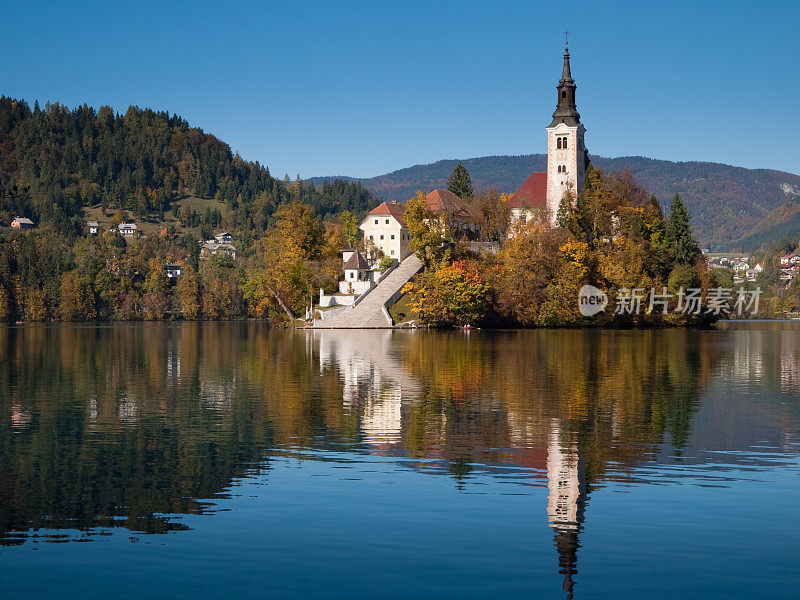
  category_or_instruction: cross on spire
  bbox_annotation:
[564,29,569,49]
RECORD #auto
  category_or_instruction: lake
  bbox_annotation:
[0,323,798,599]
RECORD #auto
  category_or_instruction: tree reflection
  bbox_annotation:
[1,323,798,598]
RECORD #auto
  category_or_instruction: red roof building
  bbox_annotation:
[424,189,475,232]
[509,172,548,210]
[368,201,407,226]
[360,201,411,261]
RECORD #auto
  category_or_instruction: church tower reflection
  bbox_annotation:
[546,419,587,599]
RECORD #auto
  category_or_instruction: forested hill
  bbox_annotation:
[311,155,800,249]
[0,97,376,235]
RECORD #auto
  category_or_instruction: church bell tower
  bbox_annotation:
[546,36,587,225]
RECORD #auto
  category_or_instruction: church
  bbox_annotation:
[510,39,590,226]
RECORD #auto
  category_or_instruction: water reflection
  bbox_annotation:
[0,323,798,598]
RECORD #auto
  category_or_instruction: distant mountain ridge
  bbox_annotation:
[311,155,800,249]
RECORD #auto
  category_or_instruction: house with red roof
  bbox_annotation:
[359,201,411,263]
[11,216,34,229]
[424,189,476,234]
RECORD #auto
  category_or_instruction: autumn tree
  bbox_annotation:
[243,201,329,319]
[175,268,200,319]
[25,288,47,321]
[496,221,564,325]
[0,286,10,321]
[404,191,447,267]
[340,210,359,248]
[202,278,233,320]
[58,272,96,321]
[404,260,490,326]
[538,240,596,326]
[470,188,511,241]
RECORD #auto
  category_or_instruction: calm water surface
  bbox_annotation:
[0,323,798,599]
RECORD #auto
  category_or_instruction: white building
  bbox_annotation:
[86,220,99,235]
[359,201,411,263]
[318,249,386,308]
[340,249,372,295]
[164,264,183,279]
[117,223,138,237]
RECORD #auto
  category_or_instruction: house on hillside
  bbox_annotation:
[86,220,99,235]
[164,264,183,279]
[11,216,34,229]
[200,241,236,260]
[424,189,476,235]
[733,261,749,273]
[117,223,138,238]
[359,201,410,263]
[215,232,233,243]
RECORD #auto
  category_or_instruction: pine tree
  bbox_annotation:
[666,194,698,265]
[447,162,473,199]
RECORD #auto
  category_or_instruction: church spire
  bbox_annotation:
[549,36,581,127]
[561,33,573,81]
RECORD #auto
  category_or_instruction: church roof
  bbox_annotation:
[343,249,370,270]
[368,201,406,226]
[509,172,547,209]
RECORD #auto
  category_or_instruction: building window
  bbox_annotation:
[557,165,561,173]
[557,137,562,150]
[350,272,354,279]
[563,137,568,149]
[380,235,384,240]
[374,219,378,225]
[385,219,389,224]
[369,235,373,241]
[390,250,395,256]
[390,235,395,240]
[520,213,527,224]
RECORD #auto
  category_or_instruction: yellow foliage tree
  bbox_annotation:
[25,288,47,322]
[0,286,10,321]
[58,272,97,321]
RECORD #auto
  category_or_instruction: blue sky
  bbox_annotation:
[2,0,798,178]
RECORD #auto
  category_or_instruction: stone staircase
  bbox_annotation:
[314,254,423,328]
